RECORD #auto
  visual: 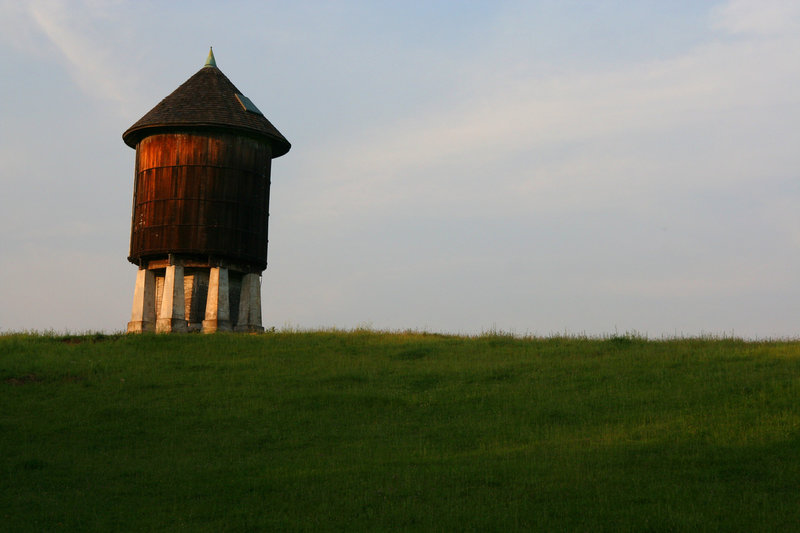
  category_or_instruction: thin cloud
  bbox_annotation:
[25,0,137,110]
[295,16,800,220]
[712,0,800,36]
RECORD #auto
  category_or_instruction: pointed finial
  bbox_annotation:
[205,47,217,68]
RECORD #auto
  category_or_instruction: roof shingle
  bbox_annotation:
[122,62,290,158]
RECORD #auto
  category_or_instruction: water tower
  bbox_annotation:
[124,49,290,333]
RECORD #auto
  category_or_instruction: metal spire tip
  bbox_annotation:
[205,47,217,68]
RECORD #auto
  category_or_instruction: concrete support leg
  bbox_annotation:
[127,268,155,333]
[202,267,231,333]
[185,270,209,332]
[156,264,188,333]
[235,273,264,333]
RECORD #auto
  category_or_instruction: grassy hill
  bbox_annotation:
[2,331,800,531]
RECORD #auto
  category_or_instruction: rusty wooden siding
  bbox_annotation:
[128,132,272,270]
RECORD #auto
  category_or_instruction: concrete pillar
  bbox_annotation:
[202,267,231,333]
[127,268,155,333]
[156,264,188,333]
[185,270,209,332]
[235,273,264,332]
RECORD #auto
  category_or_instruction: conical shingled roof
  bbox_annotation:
[122,54,290,157]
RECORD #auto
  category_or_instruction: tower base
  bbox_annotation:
[127,257,265,334]
[127,321,155,333]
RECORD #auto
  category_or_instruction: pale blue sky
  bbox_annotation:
[1,0,800,337]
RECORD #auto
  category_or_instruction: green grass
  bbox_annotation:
[2,331,800,531]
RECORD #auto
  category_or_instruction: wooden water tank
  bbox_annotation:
[123,49,290,272]
[129,131,272,270]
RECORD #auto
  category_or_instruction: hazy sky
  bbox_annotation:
[2,0,800,337]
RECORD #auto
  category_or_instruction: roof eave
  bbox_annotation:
[122,123,291,157]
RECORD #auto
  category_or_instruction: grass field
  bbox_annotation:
[2,330,800,531]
